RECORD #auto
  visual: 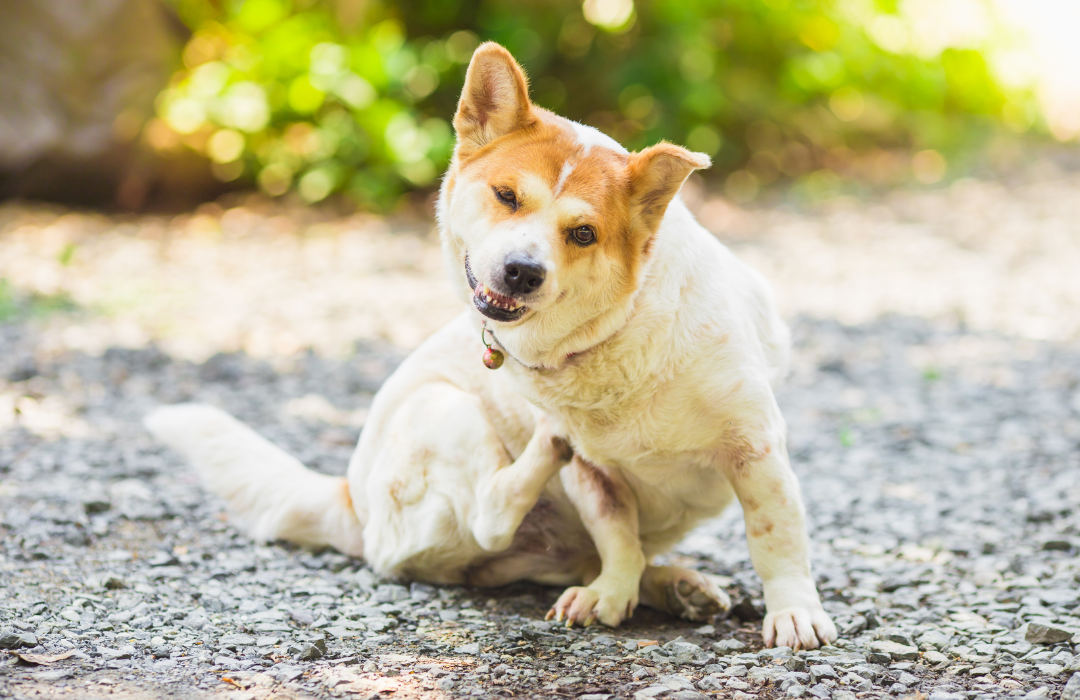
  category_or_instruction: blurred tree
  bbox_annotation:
[152,0,1034,209]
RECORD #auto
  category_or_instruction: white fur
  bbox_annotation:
[570,120,629,155]
[146,53,835,648]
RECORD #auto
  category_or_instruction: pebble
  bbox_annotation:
[1026,622,1073,645]
[1062,673,1080,700]
[712,639,747,655]
[868,640,919,661]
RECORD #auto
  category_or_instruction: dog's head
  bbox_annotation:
[437,43,709,367]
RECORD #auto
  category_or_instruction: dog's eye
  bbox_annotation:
[493,187,517,210]
[571,225,596,246]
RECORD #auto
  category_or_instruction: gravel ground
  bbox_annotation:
[2,161,1080,700]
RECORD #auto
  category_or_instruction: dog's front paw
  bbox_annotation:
[763,606,837,650]
[546,583,637,628]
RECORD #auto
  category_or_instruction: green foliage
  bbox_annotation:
[159,0,1032,209]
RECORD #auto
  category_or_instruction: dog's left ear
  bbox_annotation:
[453,42,534,158]
[627,143,711,236]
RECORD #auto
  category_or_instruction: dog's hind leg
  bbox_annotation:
[638,565,731,621]
[470,415,573,552]
[359,384,571,578]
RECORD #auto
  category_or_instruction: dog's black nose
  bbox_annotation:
[503,255,546,295]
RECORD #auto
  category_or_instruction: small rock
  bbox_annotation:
[868,640,919,661]
[663,639,712,666]
[373,584,409,603]
[273,665,305,682]
[410,582,436,602]
[712,639,747,655]
[1026,622,1072,644]
[297,641,325,661]
[454,643,480,655]
[1036,663,1064,677]
[928,692,964,700]
[0,628,35,649]
[219,633,257,647]
[924,650,949,665]
[808,664,838,682]
[785,656,807,672]
[1023,687,1051,700]
[84,499,112,514]
[669,691,707,700]
[786,683,807,698]
[842,673,872,692]
[1062,673,1080,700]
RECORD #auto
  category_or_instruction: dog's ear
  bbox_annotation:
[627,142,711,235]
[453,42,534,157]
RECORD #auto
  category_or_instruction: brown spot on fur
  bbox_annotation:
[576,457,624,516]
[387,479,405,511]
[340,479,354,512]
[748,519,775,538]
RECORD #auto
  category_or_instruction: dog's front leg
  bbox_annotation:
[547,456,645,627]
[729,444,837,650]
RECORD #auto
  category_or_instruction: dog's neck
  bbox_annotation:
[490,298,637,372]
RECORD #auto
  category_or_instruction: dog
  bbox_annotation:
[146,42,837,650]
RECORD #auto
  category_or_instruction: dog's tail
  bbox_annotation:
[144,404,364,557]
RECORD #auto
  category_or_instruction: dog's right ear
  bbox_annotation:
[453,42,534,158]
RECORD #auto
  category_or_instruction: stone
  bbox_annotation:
[786,656,807,672]
[663,640,712,666]
[928,693,964,700]
[1036,663,1064,677]
[1062,673,1080,700]
[454,643,480,655]
[0,628,36,649]
[669,691,707,700]
[868,640,919,661]
[1026,623,1072,645]
[712,639,747,655]
[842,673,872,692]
[219,633,257,647]
[809,664,838,682]
[924,650,949,665]
[897,671,918,685]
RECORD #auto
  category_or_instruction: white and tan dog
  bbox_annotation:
[146,43,837,649]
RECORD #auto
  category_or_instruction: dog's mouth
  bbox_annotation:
[465,255,528,323]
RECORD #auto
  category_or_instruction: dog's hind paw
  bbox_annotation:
[665,573,731,621]
[640,566,731,621]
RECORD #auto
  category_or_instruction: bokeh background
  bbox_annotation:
[2,0,1079,211]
